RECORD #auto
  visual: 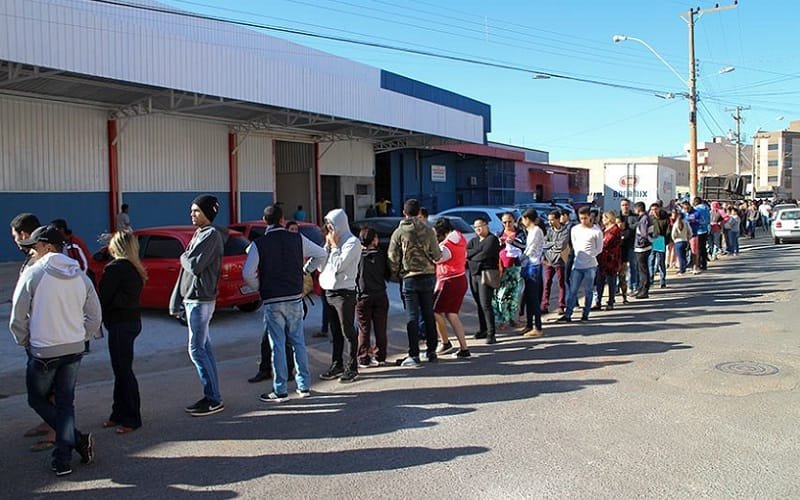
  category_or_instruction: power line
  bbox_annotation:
[85,0,678,96]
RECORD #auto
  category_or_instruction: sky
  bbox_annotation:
[156,0,799,161]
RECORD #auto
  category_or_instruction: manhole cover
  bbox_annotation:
[715,361,780,376]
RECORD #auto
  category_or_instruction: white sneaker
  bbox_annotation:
[295,389,311,398]
[400,356,421,367]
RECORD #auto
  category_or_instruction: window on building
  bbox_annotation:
[768,143,779,150]
[768,160,779,166]
[767,176,779,183]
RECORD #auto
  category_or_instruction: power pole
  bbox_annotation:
[683,2,738,199]
[726,105,750,177]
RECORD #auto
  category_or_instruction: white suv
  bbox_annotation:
[435,206,521,235]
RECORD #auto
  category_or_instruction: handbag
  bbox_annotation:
[480,269,501,289]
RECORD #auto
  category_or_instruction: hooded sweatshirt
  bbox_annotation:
[388,216,442,278]
[318,209,361,291]
[10,252,101,359]
[169,224,224,314]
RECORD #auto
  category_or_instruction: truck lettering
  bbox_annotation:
[612,190,648,198]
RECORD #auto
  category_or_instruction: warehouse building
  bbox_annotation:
[0,0,489,260]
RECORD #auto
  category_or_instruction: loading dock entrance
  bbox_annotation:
[275,140,315,222]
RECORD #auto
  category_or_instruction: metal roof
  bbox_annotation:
[0,0,489,151]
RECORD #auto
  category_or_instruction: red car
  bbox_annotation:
[90,226,261,312]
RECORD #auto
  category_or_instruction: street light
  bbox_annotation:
[613,33,734,199]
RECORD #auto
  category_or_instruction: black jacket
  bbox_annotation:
[466,234,500,276]
[357,248,388,298]
[99,258,143,325]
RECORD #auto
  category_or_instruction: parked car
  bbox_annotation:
[434,206,521,235]
[350,217,404,255]
[771,208,800,244]
[90,226,262,312]
[516,202,575,225]
[230,220,324,246]
[427,215,477,243]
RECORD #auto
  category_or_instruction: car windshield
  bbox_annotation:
[780,211,800,220]
[299,225,324,246]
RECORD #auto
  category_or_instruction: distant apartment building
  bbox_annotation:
[753,120,800,198]
[694,137,753,178]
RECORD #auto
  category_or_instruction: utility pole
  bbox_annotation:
[726,105,750,177]
[683,2,738,199]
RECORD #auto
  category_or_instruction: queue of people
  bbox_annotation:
[7,193,773,478]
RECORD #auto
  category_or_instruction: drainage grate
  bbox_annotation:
[715,361,780,376]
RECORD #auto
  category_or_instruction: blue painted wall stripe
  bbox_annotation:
[380,70,491,135]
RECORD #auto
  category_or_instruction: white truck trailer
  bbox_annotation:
[602,163,677,210]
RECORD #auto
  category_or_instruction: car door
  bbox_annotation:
[139,234,186,308]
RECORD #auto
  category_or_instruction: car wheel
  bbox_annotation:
[237,301,261,313]
[774,237,781,244]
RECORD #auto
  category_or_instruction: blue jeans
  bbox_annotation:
[709,232,723,259]
[264,300,310,395]
[728,231,740,254]
[403,274,438,357]
[596,274,617,305]
[522,264,543,330]
[762,214,770,232]
[626,247,639,290]
[674,241,688,273]
[26,352,83,465]
[185,301,221,403]
[648,250,666,286]
[566,266,596,319]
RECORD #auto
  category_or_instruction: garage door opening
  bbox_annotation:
[275,141,316,223]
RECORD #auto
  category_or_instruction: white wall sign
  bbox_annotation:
[431,164,446,182]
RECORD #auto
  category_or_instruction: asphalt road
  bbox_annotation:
[1,232,798,499]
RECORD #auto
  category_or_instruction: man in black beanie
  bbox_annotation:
[170,194,225,416]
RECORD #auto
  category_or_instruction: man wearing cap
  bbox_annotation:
[10,225,101,476]
[10,213,58,451]
[170,195,226,417]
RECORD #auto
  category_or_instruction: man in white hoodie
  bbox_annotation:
[9,225,101,477]
[317,209,362,383]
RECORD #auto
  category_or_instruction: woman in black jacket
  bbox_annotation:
[99,231,145,433]
[466,216,501,344]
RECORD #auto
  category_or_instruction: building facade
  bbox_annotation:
[0,0,489,260]
[753,120,800,198]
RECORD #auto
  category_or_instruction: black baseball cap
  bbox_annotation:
[19,225,65,247]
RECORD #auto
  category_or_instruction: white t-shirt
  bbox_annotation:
[571,224,604,270]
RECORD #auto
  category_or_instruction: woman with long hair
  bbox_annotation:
[671,212,692,274]
[492,212,524,331]
[518,208,545,337]
[99,231,146,433]
[595,210,622,310]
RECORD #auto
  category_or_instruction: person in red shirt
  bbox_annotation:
[595,210,622,311]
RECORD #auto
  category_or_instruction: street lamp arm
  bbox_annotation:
[613,35,688,87]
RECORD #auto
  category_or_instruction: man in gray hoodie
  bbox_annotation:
[316,208,362,383]
[10,224,101,476]
[170,195,225,416]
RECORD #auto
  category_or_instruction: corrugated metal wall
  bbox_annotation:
[319,141,374,177]
[238,134,274,192]
[119,114,228,192]
[1,0,486,144]
[0,95,107,191]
